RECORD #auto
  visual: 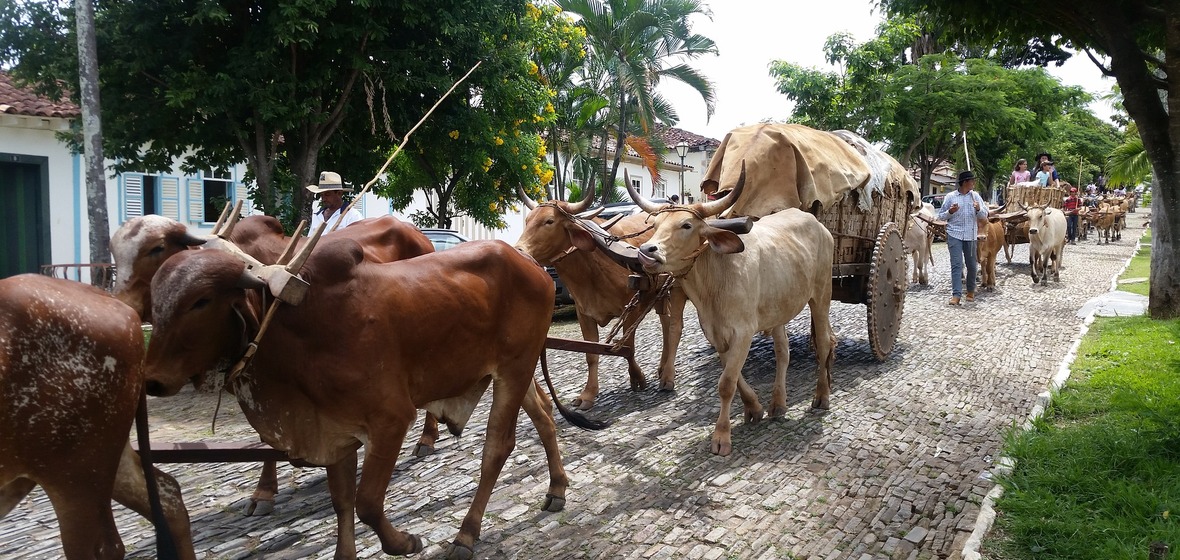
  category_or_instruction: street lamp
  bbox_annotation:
[674,140,690,201]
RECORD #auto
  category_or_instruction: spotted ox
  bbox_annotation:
[515,187,687,410]
[1027,206,1067,285]
[628,166,836,457]
[144,237,595,559]
[976,219,1006,291]
[903,202,936,285]
[0,275,195,559]
[111,213,440,516]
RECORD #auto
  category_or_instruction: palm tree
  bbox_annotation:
[558,0,717,203]
[1107,123,1152,187]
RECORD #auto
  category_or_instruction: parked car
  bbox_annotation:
[921,194,946,209]
[419,228,572,305]
[419,228,469,252]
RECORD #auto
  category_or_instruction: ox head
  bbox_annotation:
[1026,205,1051,235]
[514,181,600,264]
[630,162,748,275]
[143,249,268,396]
[111,215,207,321]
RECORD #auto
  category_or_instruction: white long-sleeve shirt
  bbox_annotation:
[936,190,989,241]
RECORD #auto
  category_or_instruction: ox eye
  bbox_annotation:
[191,298,210,311]
[545,219,555,225]
[681,222,692,230]
[149,245,165,256]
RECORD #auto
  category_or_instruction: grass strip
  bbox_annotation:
[984,316,1180,559]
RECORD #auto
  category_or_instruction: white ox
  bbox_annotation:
[903,202,936,285]
[628,165,836,457]
[1026,206,1067,285]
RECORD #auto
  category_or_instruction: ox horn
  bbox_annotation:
[575,206,604,220]
[626,168,663,214]
[698,160,747,218]
[566,178,595,214]
[517,184,540,210]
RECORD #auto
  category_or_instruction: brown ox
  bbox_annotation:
[0,275,195,559]
[515,188,687,410]
[1094,208,1118,244]
[111,213,442,516]
[629,167,836,456]
[143,238,592,559]
[976,219,1006,291]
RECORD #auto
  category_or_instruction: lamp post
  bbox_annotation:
[674,140,689,201]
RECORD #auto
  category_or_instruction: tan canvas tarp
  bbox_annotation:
[701,123,872,218]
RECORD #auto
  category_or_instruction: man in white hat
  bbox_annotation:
[307,171,364,232]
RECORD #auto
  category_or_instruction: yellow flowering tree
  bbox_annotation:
[375,2,577,229]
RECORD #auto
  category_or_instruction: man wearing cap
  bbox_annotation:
[1063,186,1081,244]
[936,170,990,305]
[307,171,364,232]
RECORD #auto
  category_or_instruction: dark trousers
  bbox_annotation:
[1066,214,1079,241]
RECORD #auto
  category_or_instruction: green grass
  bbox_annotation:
[983,316,1180,560]
[1117,232,1152,297]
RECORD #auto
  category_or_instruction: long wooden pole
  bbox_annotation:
[330,60,483,233]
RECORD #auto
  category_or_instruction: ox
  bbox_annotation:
[111,213,441,516]
[976,219,1006,291]
[143,236,593,559]
[0,275,195,559]
[628,166,836,457]
[515,187,687,410]
[1027,206,1067,285]
[1093,208,1118,244]
[903,202,936,285]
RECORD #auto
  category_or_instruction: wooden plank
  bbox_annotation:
[131,441,290,463]
[545,336,633,359]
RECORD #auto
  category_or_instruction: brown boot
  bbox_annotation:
[948,296,961,306]
[966,292,975,302]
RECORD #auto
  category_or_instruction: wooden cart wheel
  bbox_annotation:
[866,222,907,361]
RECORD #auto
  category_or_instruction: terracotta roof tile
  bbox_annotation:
[0,72,80,119]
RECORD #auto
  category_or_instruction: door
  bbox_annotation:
[0,160,48,279]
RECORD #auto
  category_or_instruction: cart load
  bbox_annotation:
[701,123,920,360]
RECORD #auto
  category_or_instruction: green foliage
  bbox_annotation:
[986,315,1180,559]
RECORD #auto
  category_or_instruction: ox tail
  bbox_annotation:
[539,351,611,430]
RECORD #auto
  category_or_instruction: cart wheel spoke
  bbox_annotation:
[867,222,906,361]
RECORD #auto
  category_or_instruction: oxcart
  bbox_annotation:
[700,125,919,361]
[995,182,1067,262]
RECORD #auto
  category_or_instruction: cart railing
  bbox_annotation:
[39,263,117,292]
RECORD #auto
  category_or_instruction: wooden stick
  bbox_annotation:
[331,60,483,232]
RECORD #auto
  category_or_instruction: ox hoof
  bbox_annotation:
[570,398,595,412]
[744,409,765,424]
[658,381,676,392]
[245,498,274,517]
[444,541,474,560]
[768,404,788,419]
[542,493,566,512]
[629,378,649,392]
[811,398,830,411]
[710,438,733,457]
[413,443,435,458]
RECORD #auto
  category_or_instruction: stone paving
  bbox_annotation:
[1,216,1148,560]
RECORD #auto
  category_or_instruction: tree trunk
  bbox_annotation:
[76,0,110,281]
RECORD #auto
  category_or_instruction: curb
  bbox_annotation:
[959,229,1145,560]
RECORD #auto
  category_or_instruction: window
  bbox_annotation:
[142,175,159,215]
[201,168,233,223]
[653,179,667,198]
[630,177,641,194]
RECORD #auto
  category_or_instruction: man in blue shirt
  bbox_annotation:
[936,170,990,305]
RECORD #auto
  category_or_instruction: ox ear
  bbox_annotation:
[568,227,596,252]
[703,226,744,254]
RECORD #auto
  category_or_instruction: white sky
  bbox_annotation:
[659,0,1118,141]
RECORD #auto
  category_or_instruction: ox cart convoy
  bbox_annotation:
[3,122,925,558]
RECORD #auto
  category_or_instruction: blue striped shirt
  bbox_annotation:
[936,190,989,241]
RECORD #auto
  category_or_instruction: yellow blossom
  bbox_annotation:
[482,157,493,172]
[449,130,459,140]
[494,136,504,146]
[489,202,498,211]
[537,143,547,157]
[528,61,539,75]
[512,147,519,155]
[532,114,543,123]
[544,102,555,115]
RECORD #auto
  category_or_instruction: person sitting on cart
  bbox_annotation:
[937,170,990,305]
[1035,160,1056,187]
[1063,187,1081,244]
[1034,152,1059,184]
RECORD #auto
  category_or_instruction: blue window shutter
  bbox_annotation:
[123,173,144,221]
[186,178,204,224]
[160,176,181,220]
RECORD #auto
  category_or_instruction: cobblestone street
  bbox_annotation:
[1,216,1148,560]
